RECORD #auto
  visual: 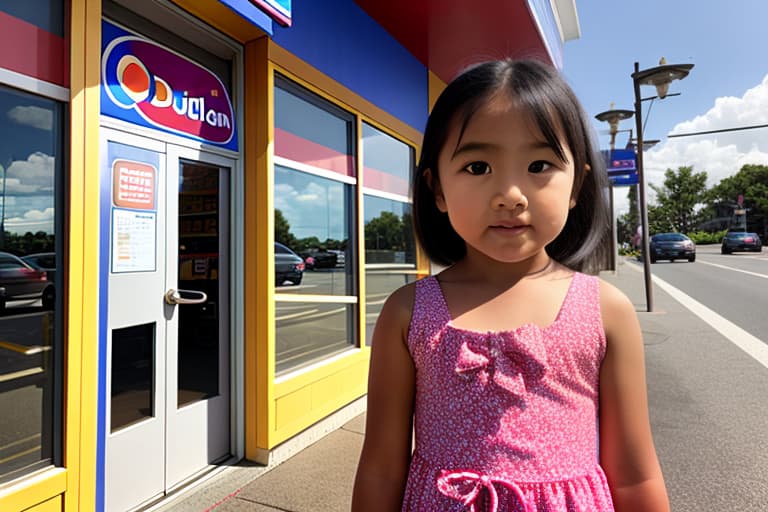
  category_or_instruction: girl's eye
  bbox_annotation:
[464,162,491,175]
[528,160,553,174]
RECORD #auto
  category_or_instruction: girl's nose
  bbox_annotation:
[492,185,528,211]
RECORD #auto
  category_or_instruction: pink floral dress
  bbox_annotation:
[402,273,614,511]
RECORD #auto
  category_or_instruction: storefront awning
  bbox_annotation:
[355,0,580,81]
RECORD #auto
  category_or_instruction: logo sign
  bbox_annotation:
[101,21,237,151]
[113,159,156,210]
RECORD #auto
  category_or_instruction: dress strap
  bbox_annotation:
[406,276,451,355]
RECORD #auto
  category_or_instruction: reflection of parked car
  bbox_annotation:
[302,249,337,270]
[721,232,762,254]
[275,242,304,286]
[328,249,346,267]
[22,252,56,281]
[0,252,54,309]
[649,233,696,263]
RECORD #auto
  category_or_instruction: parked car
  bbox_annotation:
[275,242,304,286]
[649,233,696,263]
[301,249,337,270]
[0,252,54,309]
[721,231,763,254]
[22,252,56,283]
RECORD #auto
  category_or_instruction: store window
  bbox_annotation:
[273,75,357,374]
[362,122,416,344]
[0,84,63,483]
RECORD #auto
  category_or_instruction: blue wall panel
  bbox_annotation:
[271,0,427,134]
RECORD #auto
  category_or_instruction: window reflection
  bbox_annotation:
[364,195,416,345]
[0,85,61,482]
[274,165,354,296]
[364,195,415,264]
[275,75,355,177]
[362,122,412,196]
[275,302,355,374]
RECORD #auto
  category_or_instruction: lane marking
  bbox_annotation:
[697,259,768,279]
[625,262,768,369]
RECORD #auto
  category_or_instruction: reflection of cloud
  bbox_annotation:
[7,105,53,130]
[5,207,54,234]
[5,152,55,194]
[613,75,768,216]
[275,179,346,240]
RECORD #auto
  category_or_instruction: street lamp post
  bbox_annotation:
[632,58,693,312]
[595,107,635,273]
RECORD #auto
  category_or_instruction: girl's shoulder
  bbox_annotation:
[377,280,420,340]
[597,277,640,344]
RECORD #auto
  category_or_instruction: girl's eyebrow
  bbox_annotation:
[452,140,556,159]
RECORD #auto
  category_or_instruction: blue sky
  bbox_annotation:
[562,0,768,214]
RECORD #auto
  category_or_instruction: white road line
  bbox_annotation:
[624,262,768,369]
[697,259,768,279]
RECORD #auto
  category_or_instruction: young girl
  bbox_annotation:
[352,59,669,511]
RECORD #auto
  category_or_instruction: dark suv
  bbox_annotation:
[721,232,763,254]
[649,233,696,263]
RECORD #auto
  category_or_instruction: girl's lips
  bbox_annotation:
[490,224,529,235]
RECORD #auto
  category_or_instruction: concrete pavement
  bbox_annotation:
[149,256,768,511]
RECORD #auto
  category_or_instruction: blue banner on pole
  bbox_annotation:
[609,173,639,186]
[601,149,637,175]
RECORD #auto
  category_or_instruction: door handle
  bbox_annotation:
[165,288,208,305]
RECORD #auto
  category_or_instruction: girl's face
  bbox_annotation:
[432,94,576,265]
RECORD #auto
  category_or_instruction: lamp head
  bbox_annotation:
[594,108,635,133]
[632,58,694,99]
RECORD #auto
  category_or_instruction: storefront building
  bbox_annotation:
[0,1,579,510]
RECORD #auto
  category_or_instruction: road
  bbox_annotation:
[618,245,768,510]
[639,243,768,342]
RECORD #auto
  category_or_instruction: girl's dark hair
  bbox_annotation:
[412,58,610,273]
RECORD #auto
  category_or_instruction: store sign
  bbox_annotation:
[113,159,156,210]
[101,21,237,151]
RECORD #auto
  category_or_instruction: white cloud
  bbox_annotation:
[613,74,768,216]
[4,152,55,193]
[274,179,347,240]
[5,207,54,234]
[7,105,54,131]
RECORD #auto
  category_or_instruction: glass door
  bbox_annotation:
[103,130,232,511]
[164,144,231,488]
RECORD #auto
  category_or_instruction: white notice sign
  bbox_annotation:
[112,208,157,273]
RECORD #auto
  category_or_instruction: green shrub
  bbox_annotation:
[619,247,641,257]
[686,230,727,244]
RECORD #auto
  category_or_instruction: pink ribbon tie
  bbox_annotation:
[436,470,532,512]
[454,324,547,396]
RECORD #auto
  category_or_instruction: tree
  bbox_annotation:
[648,166,708,234]
[365,211,404,251]
[706,164,768,236]
[274,209,297,248]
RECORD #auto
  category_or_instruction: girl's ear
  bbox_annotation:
[424,168,448,213]
[569,197,577,209]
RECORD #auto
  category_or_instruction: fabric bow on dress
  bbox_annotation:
[454,323,548,396]
[437,470,533,512]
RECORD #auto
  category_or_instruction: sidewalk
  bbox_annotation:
[149,257,735,511]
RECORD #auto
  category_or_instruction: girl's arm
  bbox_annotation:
[599,280,670,512]
[352,284,416,512]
